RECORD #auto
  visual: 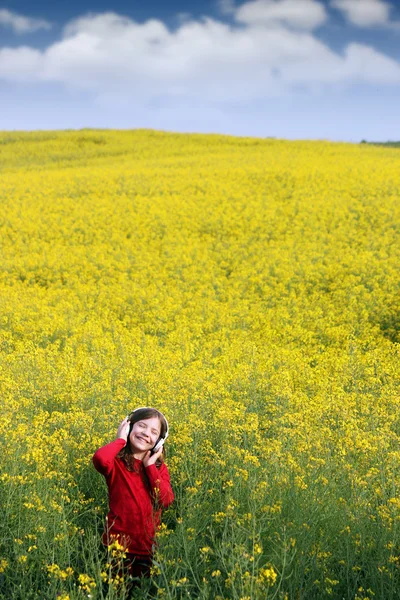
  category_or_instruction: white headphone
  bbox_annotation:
[128,407,169,454]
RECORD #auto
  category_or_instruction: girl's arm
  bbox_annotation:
[92,438,126,476]
[145,462,174,508]
[93,417,130,476]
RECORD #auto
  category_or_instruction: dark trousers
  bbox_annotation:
[123,553,152,580]
[103,548,153,597]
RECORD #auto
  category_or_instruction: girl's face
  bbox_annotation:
[129,416,161,456]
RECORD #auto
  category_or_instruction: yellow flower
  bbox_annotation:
[0,559,8,573]
[257,566,278,586]
[78,573,97,593]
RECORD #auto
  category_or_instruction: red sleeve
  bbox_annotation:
[92,438,127,476]
[145,462,174,509]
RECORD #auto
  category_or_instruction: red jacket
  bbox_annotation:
[92,438,174,557]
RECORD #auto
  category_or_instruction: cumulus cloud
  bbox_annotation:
[330,0,392,27]
[0,8,51,34]
[0,46,42,81]
[235,0,328,30]
[0,6,399,103]
[218,0,236,15]
[278,41,400,84]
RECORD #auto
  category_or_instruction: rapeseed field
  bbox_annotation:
[0,129,399,599]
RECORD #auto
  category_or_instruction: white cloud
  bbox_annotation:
[0,9,399,103]
[330,0,392,27]
[344,43,400,81]
[279,41,400,84]
[218,0,236,15]
[0,46,42,81]
[0,8,51,34]
[235,0,328,30]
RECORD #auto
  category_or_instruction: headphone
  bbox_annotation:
[127,407,169,454]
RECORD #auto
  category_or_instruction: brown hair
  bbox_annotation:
[117,407,168,471]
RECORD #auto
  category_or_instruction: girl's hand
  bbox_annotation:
[143,446,163,468]
[116,417,130,442]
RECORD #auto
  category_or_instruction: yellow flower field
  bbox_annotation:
[0,130,399,599]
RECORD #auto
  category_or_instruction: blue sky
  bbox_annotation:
[1,0,399,141]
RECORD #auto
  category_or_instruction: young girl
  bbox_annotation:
[93,407,174,581]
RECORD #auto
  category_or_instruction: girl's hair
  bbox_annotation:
[117,407,168,471]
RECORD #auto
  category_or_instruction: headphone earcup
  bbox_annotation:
[152,438,165,453]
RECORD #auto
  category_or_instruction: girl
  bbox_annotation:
[93,407,174,581]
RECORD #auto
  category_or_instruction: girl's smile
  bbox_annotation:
[129,417,161,458]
